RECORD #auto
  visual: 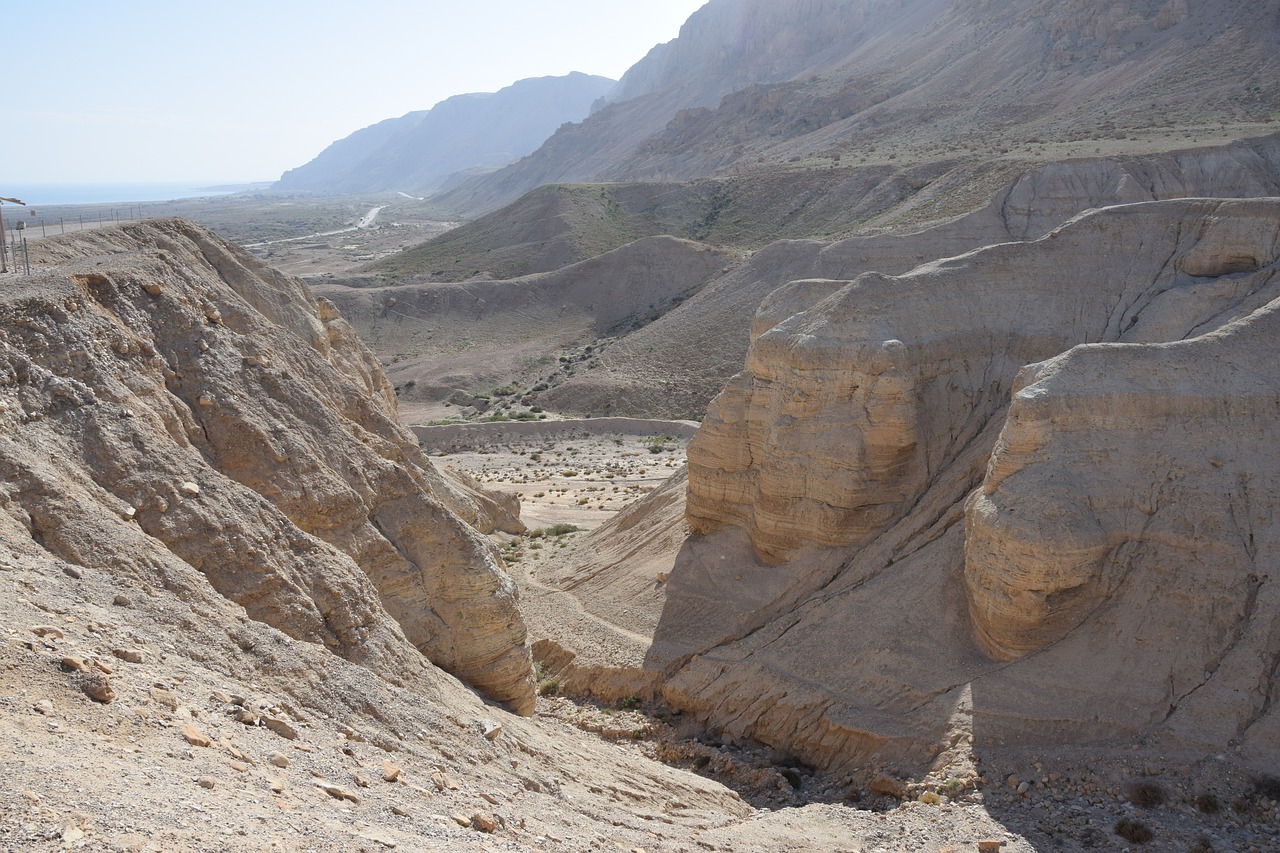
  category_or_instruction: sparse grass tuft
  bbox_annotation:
[538,679,560,697]
[1126,780,1166,808]
[1114,818,1153,844]
[1195,793,1220,814]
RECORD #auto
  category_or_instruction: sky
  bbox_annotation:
[3,0,708,186]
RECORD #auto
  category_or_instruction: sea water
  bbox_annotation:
[3,183,261,206]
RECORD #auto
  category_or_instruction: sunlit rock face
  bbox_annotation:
[691,199,1280,564]
[3,219,535,713]
[666,198,1280,775]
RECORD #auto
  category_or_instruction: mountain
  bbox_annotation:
[274,72,615,195]
[433,0,1280,214]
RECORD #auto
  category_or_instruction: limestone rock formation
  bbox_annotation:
[690,198,1280,562]
[2,219,534,712]
[667,197,1280,772]
[963,299,1280,756]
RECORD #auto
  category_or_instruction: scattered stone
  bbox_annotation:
[62,565,83,579]
[142,282,163,297]
[31,625,65,640]
[318,782,360,804]
[353,772,370,788]
[270,780,285,794]
[112,595,133,608]
[481,720,503,741]
[33,699,53,715]
[93,659,114,674]
[79,674,116,703]
[380,760,402,783]
[450,813,471,828]
[182,723,213,747]
[234,707,261,726]
[113,647,145,664]
[471,811,497,833]
[869,772,906,799]
[60,819,85,843]
[391,805,409,817]
[198,777,216,790]
[230,761,249,773]
[978,840,1002,852]
[151,686,179,711]
[359,830,398,849]
[61,656,90,673]
[179,481,200,496]
[269,752,289,768]
[263,716,299,740]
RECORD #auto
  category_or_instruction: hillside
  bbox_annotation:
[274,72,614,195]
[433,0,1280,215]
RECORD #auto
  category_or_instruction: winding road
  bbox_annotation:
[243,204,385,248]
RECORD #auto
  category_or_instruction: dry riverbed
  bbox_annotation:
[433,433,687,532]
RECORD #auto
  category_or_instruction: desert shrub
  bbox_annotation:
[1114,819,1153,843]
[1188,834,1214,853]
[545,523,579,537]
[1254,774,1280,801]
[528,528,544,539]
[642,435,677,454]
[492,385,517,396]
[538,679,559,697]
[1126,781,1167,807]
[1195,793,1220,814]
[619,694,640,710]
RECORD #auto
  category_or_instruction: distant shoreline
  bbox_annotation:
[4,182,273,207]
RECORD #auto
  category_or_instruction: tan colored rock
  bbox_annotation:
[380,760,402,782]
[689,198,1280,563]
[79,674,115,703]
[661,198,1280,778]
[470,811,497,833]
[263,717,298,741]
[183,724,213,748]
[2,220,533,713]
[318,782,361,803]
[112,647,144,664]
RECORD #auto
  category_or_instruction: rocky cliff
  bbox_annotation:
[436,0,1280,214]
[665,197,1280,774]
[2,219,535,712]
[539,133,1280,419]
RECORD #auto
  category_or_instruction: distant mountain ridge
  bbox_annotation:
[434,0,1280,213]
[274,72,615,195]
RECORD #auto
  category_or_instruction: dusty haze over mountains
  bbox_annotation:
[6,0,1280,850]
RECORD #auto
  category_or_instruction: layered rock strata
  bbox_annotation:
[689,198,1280,562]
[669,197,1280,772]
[2,220,534,712]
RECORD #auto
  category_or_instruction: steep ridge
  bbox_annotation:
[2,219,534,712]
[661,197,1280,775]
[435,0,1280,214]
[540,134,1280,419]
[275,73,614,195]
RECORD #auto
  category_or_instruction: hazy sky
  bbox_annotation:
[5,1,707,185]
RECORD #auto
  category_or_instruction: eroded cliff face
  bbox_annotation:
[673,198,1280,773]
[1,220,534,713]
[689,198,1280,562]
